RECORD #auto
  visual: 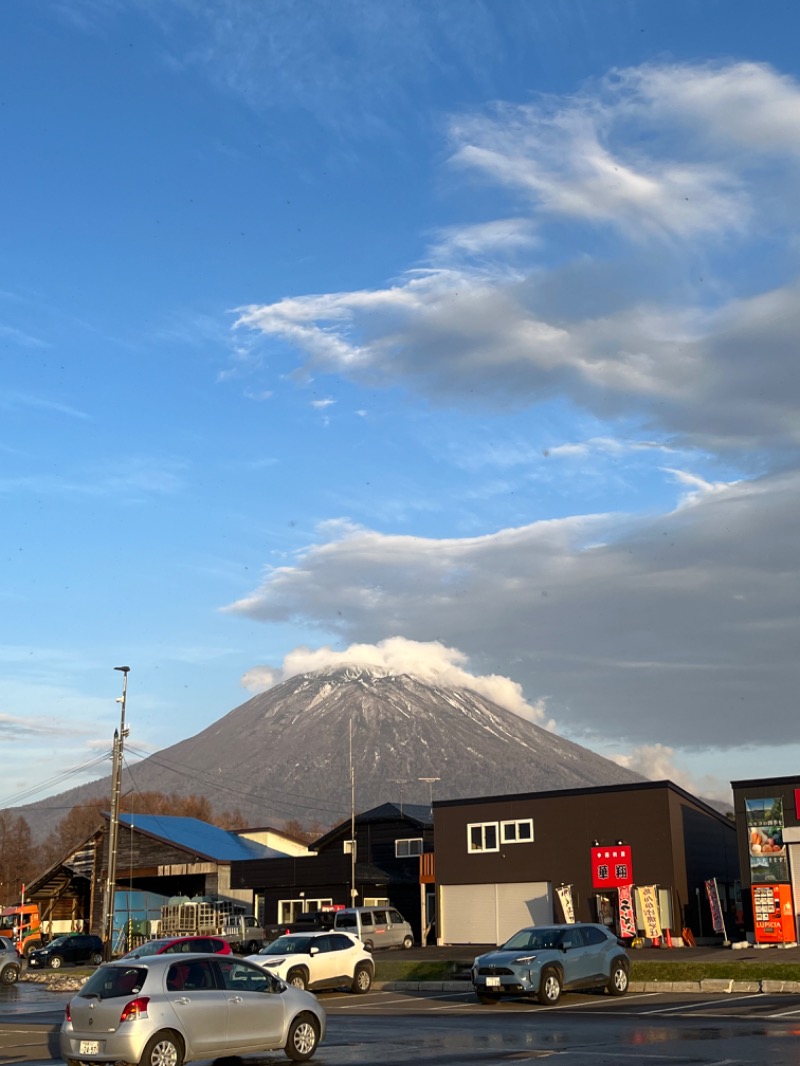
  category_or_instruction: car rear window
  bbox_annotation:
[80,966,147,999]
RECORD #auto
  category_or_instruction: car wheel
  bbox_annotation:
[284,1012,320,1062]
[351,963,373,994]
[362,939,374,952]
[48,956,63,969]
[607,959,629,996]
[246,940,259,954]
[1,965,19,985]
[537,967,562,1005]
[138,1030,184,1066]
[476,991,500,1005]
[401,935,414,950]
[90,952,103,966]
[287,968,308,990]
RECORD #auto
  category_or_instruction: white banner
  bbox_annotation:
[555,883,575,923]
[636,885,663,939]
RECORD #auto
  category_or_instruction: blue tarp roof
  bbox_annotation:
[117,814,288,862]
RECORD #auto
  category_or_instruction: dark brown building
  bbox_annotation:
[230,803,435,942]
[433,780,738,945]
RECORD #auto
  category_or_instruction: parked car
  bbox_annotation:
[121,935,232,959]
[471,922,630,1004]
[60,952,325,1065]
[28,933,104,970]
[0,935,20,985]
[246,931,374,993]
[331,906,414,951]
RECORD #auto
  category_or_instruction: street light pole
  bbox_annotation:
[418,776,440,816]
[349,717,357,904]
[103,666,129,959]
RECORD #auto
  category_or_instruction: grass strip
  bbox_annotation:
[374,958,800,984]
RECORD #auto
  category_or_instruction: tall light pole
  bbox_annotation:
[418,776,440,817]
[349,718,357,904]
[103,666,129,959]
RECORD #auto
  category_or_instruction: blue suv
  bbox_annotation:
[472,923,629,1004]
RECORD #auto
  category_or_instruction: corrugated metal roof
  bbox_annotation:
[118,814,288,862]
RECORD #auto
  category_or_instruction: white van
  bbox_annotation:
[333,906,414,950]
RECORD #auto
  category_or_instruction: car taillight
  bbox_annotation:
[119,997,149,1022]
[64,1003,71,1022]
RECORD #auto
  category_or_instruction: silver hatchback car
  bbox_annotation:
[60,953,326,1066]
[472,923,630,1005]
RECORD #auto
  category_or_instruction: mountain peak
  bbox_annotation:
[21,669,644,837]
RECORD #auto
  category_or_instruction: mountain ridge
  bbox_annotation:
[17,667,645,838]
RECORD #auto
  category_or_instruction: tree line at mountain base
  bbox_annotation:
[0,793,326,906]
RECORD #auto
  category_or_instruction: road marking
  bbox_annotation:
[638,993,764,1014]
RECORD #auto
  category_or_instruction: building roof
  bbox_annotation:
[311,801,433,850]
[117,813,289,862]
[433,779,734,826]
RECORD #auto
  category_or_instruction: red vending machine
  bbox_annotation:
[751,885,796,944]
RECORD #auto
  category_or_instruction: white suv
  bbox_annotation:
[246,931,374,993]
[1,936,20,985]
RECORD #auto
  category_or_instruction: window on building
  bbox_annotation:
[467,822,499,853]
[343,839,357,856]
[395,837,423,858]
[500,818,534,844]
[363,897,389,907]
[277,898,332,923]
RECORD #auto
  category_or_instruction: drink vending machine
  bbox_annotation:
[751,885,796,944]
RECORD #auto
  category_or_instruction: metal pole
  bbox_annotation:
[349,718,357,904]
[103,666,129,959]
[418,777,440,816]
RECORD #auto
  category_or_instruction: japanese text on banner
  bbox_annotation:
[635,885,662,939]
[617,884,637,938]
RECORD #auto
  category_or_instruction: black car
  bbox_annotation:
[27,933,104,969]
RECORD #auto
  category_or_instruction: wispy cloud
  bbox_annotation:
[0,456,187,500]
[231,61,800,465]
[0,391,89,420]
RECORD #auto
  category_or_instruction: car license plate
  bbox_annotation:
[80,1041,100,1054]
[485,976,500,987]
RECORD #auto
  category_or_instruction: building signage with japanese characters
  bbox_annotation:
[591,844,633,889]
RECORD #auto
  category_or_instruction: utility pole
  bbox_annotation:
[418,776,440,816]
[102,666,129,959]
[349,717,357,904]
[390,780,409,816]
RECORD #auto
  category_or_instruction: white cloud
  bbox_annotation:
[225,468,800,751]
[240,636,549,724]
[610,743,730,806]
[230,61,800,464]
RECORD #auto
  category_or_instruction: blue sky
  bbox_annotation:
[3,0,800,814]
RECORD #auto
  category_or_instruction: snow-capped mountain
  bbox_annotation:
[21,666,644,834]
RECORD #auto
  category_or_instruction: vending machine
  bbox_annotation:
[751,885,796,944]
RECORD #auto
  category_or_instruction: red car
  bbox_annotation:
[120,935,232,959]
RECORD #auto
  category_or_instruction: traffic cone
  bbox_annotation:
[664,928,673,948]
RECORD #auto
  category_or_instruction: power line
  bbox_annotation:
[122,744,350,821]
[0,750,114,809]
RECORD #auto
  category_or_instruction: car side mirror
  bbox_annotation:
[309,946,319,955]
[560,943,568,952]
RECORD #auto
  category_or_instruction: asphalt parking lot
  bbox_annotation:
[5,983,800,1066]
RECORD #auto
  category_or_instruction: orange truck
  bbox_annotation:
[0,904,44,958]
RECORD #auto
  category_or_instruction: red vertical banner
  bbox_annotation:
[705,878,727,936]
[617,884,637,938]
